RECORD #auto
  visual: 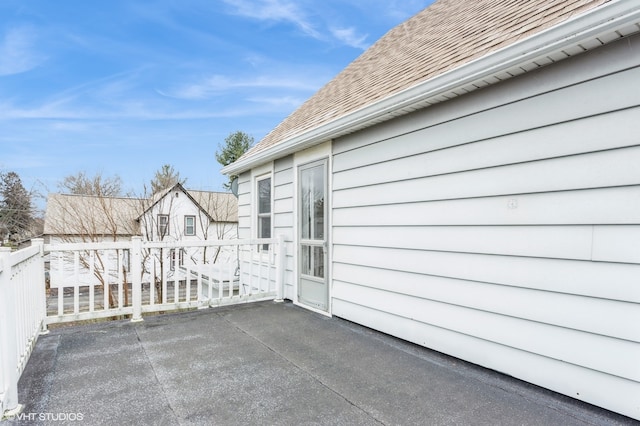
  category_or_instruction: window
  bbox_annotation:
[158,214,169,237]
[257,176,272,249]
[185,215,196,236]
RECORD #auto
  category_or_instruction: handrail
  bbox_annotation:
[44,236,286,325]
[1,240,47,418]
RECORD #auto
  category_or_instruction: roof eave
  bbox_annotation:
[221,0,640,176]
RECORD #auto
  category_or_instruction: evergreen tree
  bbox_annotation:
[150,164,186,194]
[0,171,33,243]
[215,131,253,190]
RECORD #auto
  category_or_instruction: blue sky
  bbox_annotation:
[0,0,433,212]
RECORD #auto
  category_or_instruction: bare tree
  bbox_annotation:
[46,192,140,310]
[58,171,123,197]
[136,184,177,304]
[191,190,238,263]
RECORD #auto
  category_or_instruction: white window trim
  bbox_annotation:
[254,172,273,252]
[184,215,196,236]
[158,214,169,238]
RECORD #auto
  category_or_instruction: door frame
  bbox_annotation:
[293,141,332,316]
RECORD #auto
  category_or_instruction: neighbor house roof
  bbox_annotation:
[44,193,141,237]
[223,0,640,175]
[45,188,238,237]
[188,190,238,223]
[140,183,238,223]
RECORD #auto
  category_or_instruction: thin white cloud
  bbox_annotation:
[222,0,320,39]
[160,73,322,100]
[246,95,305,108]
[0,25,47,76]
[330,27,369,50]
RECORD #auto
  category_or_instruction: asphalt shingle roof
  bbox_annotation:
[241,0,610,160]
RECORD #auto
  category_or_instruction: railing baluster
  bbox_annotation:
[196,261,202,304]
[89,250,95,313]
[248,244,254,296]
[131,236,142,322]
[257,245,264,294]
[173,252,179,303]
[186,262,191,303]
[117,249,123,309]
[102,250,109,311]
[150,252,156,306]
[57,252,64,316]
[73,251,80,315]
[162,248,167,305]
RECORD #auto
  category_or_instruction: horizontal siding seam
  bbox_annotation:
[332,183,640,210]
[333,283,640,344]
[333,240,640,265]
[334,297,640,384]
[333,64,640,161]
[335,106,640,175]
[334,138,640,191]
[331,259,639,304]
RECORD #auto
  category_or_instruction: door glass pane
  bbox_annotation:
[301,165,324,240]
[301,245,324,278]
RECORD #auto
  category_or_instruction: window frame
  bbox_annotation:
[255,173,272,250]
[184,215,196,236]
[169,248,185,271]
[157,214,169,238]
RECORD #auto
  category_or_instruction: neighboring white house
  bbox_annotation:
[44,184,238,288]
[221,0,640,420]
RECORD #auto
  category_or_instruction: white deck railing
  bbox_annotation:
[1,235,286,419]
[44,236,286,324]
[0,239,47,418]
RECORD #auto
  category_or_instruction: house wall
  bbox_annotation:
[273,156,296,299]
[330,34,640,419]
[143,190,208,242]
[237,172,251,240]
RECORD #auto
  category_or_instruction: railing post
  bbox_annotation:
[32,238,49,334]
[274,234,286,302]
[0,247,21,417]
[131,237,143,323]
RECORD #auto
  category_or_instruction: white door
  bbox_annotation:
[298,159,328,311]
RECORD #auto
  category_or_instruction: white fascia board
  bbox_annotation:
[222,0,640,176]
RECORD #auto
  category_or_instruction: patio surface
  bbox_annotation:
[6,301,636,425]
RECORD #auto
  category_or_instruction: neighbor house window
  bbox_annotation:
[158,214,169,237]
[169,249,185,271]
[257,176,272,248]
[185,215,196,236]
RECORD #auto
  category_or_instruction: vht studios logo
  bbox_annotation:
[10,412,84,422]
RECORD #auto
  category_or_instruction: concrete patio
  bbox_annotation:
[6,301,635,425]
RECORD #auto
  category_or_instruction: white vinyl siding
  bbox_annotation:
[237,172,251,240]
[273,156,295,299]
[330,33,640,420]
